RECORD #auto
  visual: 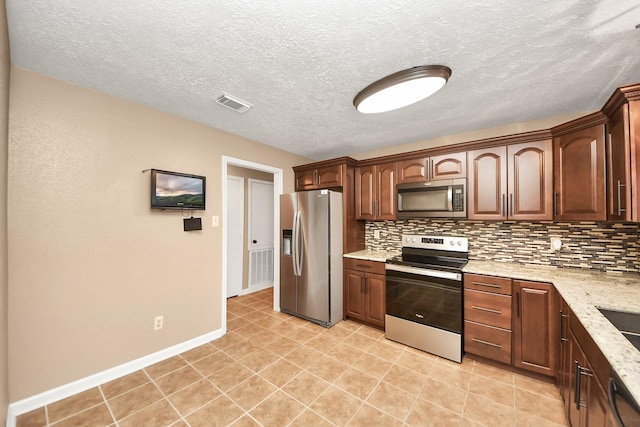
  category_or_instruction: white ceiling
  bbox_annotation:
[6,1,640,160]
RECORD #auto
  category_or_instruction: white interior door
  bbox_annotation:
[248,179,274,289]
[248,179,274,250]
[226,176,244,298]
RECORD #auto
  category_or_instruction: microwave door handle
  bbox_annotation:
[447,186,453,211]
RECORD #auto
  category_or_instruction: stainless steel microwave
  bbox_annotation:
[396,178,467,219]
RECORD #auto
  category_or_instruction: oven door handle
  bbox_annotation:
[385,264,461,281]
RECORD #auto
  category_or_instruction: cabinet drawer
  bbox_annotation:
[464,273,512,295]
[464,320,512,364]
[343,258,386,275]
[464,289,512,329]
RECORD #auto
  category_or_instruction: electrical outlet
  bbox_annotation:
[154,315,164,331]
[550,238,562,251]
[212,216,219,227]
[373,230,381,239]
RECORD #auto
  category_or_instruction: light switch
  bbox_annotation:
[212,216,219,227]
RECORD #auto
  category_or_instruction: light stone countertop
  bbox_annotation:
[463,260,640,405]
[343,249,400,263]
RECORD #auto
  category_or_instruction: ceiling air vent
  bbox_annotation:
[215,92,253,113]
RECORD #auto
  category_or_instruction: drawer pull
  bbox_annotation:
[471,281,501,289]
[472,338,502,348]
[472,305,502,314]
[415,313,424,319]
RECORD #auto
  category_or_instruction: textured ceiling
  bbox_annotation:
[6,0,640,160]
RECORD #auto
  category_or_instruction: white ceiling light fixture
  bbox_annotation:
[353,65,452,114]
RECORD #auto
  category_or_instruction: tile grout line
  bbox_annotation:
[97,385,120,427]
[141,363,194,427]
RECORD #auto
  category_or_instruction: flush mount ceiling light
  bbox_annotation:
[353,65,452,114]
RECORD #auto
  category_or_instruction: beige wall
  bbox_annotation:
[0,0,9,423]
[226,166,274,291]
[351,111,590,160]
[7,67,310,401]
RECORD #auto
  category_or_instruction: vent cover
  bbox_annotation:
[215,92,253,113]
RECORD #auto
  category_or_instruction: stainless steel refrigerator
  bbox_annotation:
[280,190,343,327]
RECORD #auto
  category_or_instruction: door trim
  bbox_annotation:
[222,156,283,335]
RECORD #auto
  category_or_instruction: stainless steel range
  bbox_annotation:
[385,234,468,363]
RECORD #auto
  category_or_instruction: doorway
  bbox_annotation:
[221,156,283,333]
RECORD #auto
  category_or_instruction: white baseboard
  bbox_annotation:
[240,283,273,296]
[5,328,225,427]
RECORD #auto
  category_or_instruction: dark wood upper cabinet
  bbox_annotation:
[553,120,606,221]
[468,146,507,219]
[508,140,553,220]
[469,141,552,220]
[431,152,467,180]
[603,84,640,222]
[397,158,428,183]
[294,164,342,191]
[397,152,466,184]
[376,162,397,219]
[355,162,396,220]
[355,165,375,220]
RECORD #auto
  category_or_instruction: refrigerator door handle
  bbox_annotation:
[296,211,304,276]
[292,211,300,276]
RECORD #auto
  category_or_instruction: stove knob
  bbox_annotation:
[457,240,463,246]
[449,241,455,246]
[412,238,416,242]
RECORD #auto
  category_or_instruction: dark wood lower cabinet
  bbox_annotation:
[344,258,385,328]
[559,295,614,427]
[513,280,557,376]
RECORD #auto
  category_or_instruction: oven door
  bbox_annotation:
[385,264,462,334]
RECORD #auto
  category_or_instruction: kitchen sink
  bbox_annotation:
[598,308,640,351]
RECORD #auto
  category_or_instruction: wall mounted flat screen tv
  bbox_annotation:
[150,169,206,210]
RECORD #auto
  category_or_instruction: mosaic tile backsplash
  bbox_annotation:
[365,220,640,273]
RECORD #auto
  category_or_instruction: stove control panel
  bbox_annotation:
[402,235,469,252]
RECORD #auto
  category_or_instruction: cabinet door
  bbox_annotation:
[508,140,553,220]
[554,124,606,221]
[365,273,386,327]
[606,104,631,221]
[468,146,507,219]
[397,158,428,183]
[316,165,342,188]
[431,152,467,179]
[376,162,397,220]
[295,169,317,191]
[355,165,376,220]
[568,332,588,427]
[586,376,610,427]
[513,280,556,376]
[345,269,365,320]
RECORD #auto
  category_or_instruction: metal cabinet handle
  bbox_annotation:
[617,180,627,217]
[574,360,581,409]
[509,193,514,217]
[472,305,502,314]
[516,291,520,317]
[609,378,625,427]
[559,311,569,343]
[502,194,506,216]
[472,338,502,348]
[554,192,558,218]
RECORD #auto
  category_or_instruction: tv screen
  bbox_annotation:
[150,169,206,210]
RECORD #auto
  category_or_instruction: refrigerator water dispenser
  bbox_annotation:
[282,229,292,255]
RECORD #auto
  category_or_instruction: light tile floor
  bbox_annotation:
[17,288,568,426]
